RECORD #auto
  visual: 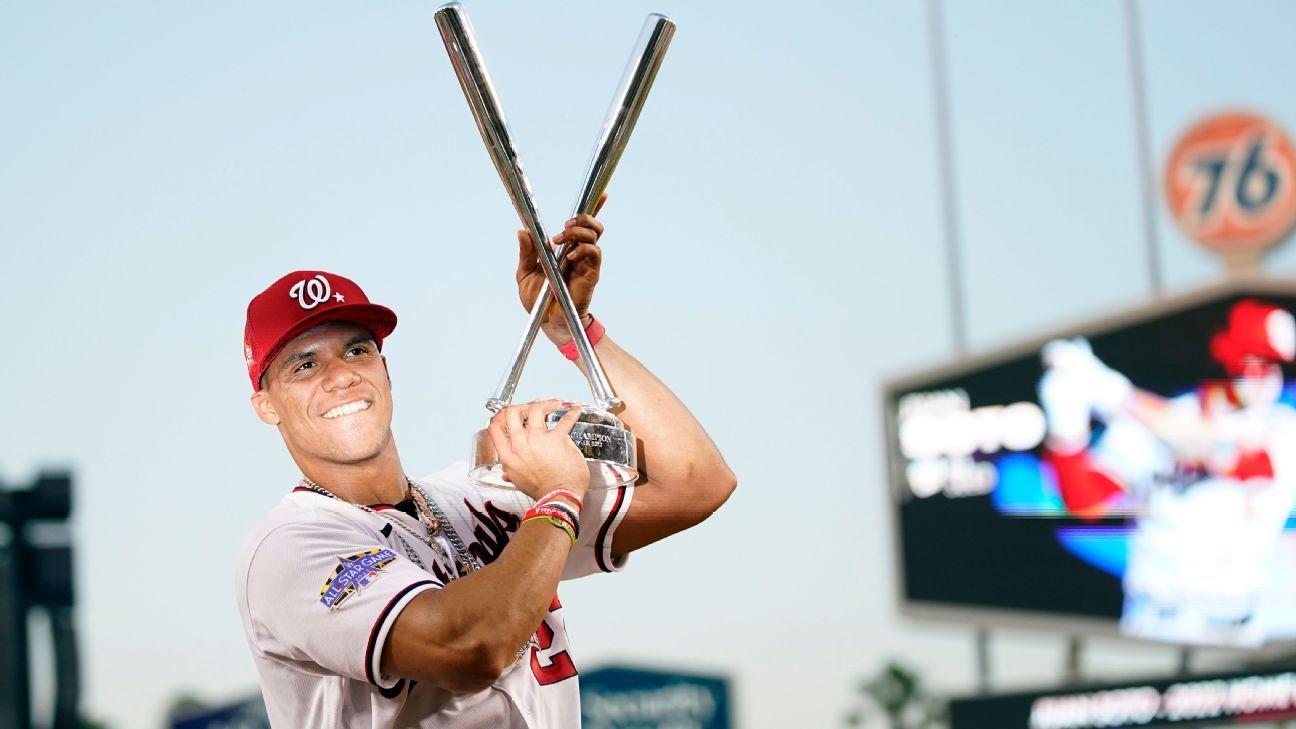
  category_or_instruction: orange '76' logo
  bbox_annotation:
[1164,111,1296,254]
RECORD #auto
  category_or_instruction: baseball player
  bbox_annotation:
[234,209,736,727]
[1038,300,1296,645]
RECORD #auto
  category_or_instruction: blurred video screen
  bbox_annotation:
[887,290,1296,646]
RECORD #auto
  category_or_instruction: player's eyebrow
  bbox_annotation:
[278,348,319,373]
[279,335,377,374]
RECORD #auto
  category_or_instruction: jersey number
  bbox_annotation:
[529,597,577,685]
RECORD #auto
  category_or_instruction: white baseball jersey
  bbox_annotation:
[235,461,633,728]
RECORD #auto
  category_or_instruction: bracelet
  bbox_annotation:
[525,504,580,540]
[522,514,577,546]
[558,314,606,361]
[538,501,580,534]
[536,488,584,512]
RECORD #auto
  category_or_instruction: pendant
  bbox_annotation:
[516,634,538,659]
[426,517,442,536]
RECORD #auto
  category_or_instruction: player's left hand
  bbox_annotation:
[516,193,606,342]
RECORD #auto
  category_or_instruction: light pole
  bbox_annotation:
[0,471,78,729]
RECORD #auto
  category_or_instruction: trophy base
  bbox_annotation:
[469,405,638,490]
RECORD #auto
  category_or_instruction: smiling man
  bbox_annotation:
[234,212,736,728]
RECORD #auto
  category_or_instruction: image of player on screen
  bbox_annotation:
[1037,299,1296,645]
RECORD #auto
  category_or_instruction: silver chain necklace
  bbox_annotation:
[402,481,535,657]
[300,476,479,578]
[407,481,481,575]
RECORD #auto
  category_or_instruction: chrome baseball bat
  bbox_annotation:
[487,14,675,412]
[435,2,623,410]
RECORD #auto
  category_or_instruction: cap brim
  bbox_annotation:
[255,303,398,390]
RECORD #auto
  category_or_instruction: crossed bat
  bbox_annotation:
[434,2,674,414]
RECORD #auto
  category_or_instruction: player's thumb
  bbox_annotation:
[517,230,539,271]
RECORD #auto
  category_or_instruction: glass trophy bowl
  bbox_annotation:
[469,404,638,489]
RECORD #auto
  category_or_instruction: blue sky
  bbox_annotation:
[4,1,1296,727]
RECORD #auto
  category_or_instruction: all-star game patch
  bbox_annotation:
[319,548,398,610]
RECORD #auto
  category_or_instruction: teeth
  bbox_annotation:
[322,400,371,420]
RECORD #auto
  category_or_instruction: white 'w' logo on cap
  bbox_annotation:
[289,275,332,310]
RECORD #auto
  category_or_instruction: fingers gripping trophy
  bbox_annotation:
[433,3,675,489]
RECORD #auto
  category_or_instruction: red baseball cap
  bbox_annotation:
[1210,299,1296,376]
[243,270,397,390]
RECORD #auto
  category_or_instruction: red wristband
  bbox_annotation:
[524,504,580,540]
[558,314,605,361]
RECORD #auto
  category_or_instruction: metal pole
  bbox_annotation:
[1063,636,1084,685]
[925,0,969,354]
[50,607,80,729]
[1123,0,1164,295]
[975,627,991,695]
[0,527,31,728]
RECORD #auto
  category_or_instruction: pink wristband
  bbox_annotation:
[558,314,605,361]
[537,488,584,512]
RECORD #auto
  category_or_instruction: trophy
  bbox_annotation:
[433,3,675,488]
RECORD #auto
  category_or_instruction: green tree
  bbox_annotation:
[845,661,946,729]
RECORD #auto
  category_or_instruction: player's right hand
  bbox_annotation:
[488,399,591,502]
[1042,337,1098,373]
[1041,337,1132,417]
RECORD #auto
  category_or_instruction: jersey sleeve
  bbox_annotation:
[562,483,634,580]
[424,462,634,581]
[242,518,440,689]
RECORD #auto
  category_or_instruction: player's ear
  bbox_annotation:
[382,354,391,386]
[251,390,282,426]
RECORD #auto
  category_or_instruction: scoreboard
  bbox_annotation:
[885,278,1296,647]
